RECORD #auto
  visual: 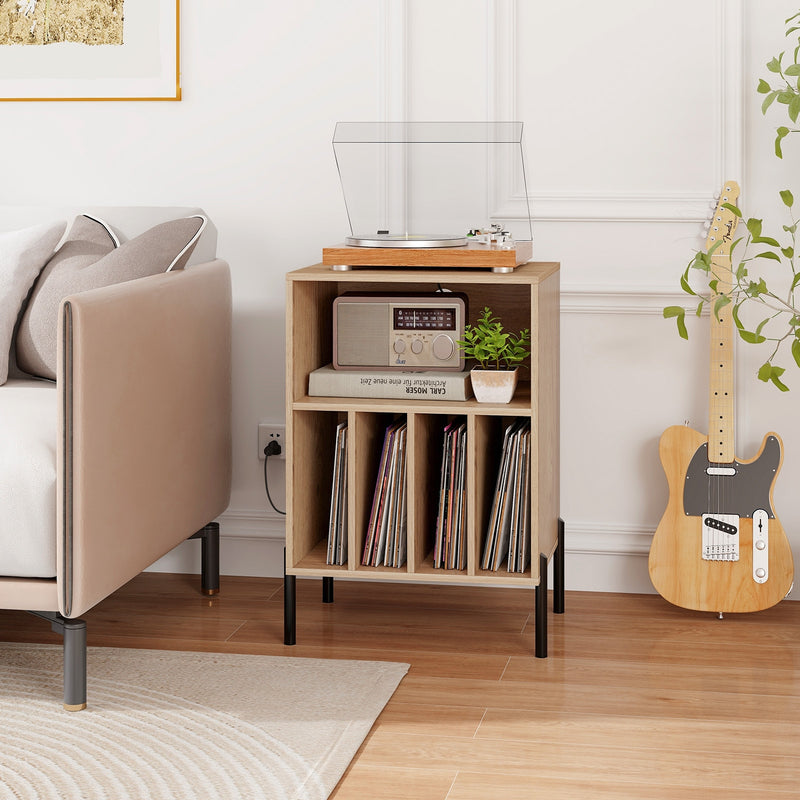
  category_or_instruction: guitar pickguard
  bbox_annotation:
[683,436,780,519]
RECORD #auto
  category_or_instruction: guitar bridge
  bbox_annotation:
[702,514,739,561]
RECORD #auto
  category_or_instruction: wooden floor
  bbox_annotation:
[1,573,799,798]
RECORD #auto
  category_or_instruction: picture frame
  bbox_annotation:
[0,0,180,101]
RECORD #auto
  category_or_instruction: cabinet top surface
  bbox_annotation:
[287,261,560,284]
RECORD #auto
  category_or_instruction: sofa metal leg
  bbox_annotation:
[61,618,87,711]
[190,522,220,596]
[28,611,87,711]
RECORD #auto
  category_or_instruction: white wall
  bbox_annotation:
[3,0,799,596]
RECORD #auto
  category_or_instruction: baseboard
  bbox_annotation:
[146,512,798,600]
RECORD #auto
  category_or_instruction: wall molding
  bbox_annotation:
[489,0,744,223]
[560,284,702,315]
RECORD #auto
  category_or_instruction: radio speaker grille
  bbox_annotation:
[335,303,389,366]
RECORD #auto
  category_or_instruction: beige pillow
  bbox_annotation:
[0,221,66,386]
[16,214,207,380]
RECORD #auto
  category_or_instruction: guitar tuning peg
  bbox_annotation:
[702,220,711,230]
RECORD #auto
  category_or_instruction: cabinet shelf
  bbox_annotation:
[284,261,562,655]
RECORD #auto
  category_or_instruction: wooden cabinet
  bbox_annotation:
[283,262,564,655]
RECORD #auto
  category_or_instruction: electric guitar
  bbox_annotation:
[648,181,794,613]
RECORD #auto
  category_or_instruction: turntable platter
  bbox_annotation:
[345,233,467,248]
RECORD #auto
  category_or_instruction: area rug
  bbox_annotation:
[0,644,409,800]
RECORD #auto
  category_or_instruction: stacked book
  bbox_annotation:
[362,419,408,568]
[308,364,472,401]
[481,419,531,573]
[326,422,348,565]
[433,419,467,570]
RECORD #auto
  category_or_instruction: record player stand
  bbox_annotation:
[283,261,562,658]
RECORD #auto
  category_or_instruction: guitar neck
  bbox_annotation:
[707,208,737,463]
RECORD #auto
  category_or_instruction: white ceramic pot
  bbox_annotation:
[470,367,519,404]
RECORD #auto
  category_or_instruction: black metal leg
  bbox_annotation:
[28,611,87,710]
[190,523,220,596]
[322,576,334,604]
[284,548,296,645]
[554,517,565,614]
[61,618,87,711]
[535,552,548,658]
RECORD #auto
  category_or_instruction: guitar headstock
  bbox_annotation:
[705,180,741,254]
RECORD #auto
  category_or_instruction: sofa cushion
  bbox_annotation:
[15,214,207,381]
[0,379,58,578]
[0,221,66,386]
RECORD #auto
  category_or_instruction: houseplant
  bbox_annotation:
[457,306,531,403]
[665,10,800,390]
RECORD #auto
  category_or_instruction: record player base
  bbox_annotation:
[322,240,532,271]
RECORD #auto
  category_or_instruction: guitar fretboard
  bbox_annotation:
[706,183,739,464]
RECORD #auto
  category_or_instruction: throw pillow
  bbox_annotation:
[0,221,67,386]
[16,214,207,381]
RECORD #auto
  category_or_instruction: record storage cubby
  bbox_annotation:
[284,262,563,654]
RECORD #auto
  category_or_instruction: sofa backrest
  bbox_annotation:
[0,207,218,267]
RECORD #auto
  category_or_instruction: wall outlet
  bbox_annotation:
[258,423,286,460]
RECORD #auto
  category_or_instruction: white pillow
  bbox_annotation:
[0,221,66,385]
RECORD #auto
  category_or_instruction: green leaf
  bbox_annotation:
[767,54,784,73]
[792,272,800,292]
[782,246,794,258]
[778,90,794,104]
[756,364,789,391]
[752,236,781,247]
[746,218,763,239]
[739,330,768,344]
[786,12,800,24]
[747,278,769,297]
[732,302,746,331]
[786,64,800,76]
[695,300,704,317]
[709,279,719,293]
[758,78,772,93]
[680,266,697,296]
[735,261,748,281]
[763,91,779,114]
[713,295,731,320]
[790,94,800,122]
[776,126,790,158]
[792,338,800,369]
[784,223,798,233]
[772,367,790,392]
[780,189,795,207]
[663,306,688,340]
[721,203,742,217]
[754,250,782,261]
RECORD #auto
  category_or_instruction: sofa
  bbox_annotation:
[0,207,232,710]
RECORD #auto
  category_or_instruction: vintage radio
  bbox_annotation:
[333,292,467,371]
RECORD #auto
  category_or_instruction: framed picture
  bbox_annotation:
[0,0,180,101]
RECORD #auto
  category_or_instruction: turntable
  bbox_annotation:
[324,121,533,273]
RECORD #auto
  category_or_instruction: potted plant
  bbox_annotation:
[457,306,531,403]
[665,9,800,390]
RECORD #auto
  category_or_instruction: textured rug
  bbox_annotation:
[0,644,408,800]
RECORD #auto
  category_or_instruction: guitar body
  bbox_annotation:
[649,425,794,613]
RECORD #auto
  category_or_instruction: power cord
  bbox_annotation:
[263,441,286,515]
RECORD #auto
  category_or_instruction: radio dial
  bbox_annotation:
[411,339,424,355]
[393,339,406,354]
[432,334,455,361]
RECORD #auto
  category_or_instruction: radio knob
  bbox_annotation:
[393,339,406,354]
[432,334,455,360]
[411,339,424,354]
